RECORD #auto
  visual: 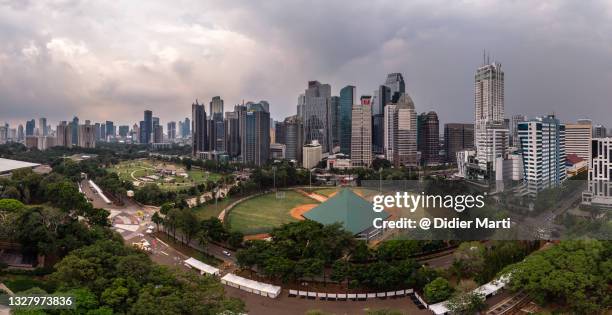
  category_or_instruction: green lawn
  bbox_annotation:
[192,195,243,220]
[312,187,340,197]
[227,191,318,235]
[107,160,223,192]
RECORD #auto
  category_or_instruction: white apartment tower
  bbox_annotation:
[350,102,372,167]
[517,115,566,196]
[384,93,418,166]
[582,137,612,209]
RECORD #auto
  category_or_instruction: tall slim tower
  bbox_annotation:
[339,85,356,155]
[302,81,331,153]
[191,101,207,155]
[474,59,508,167]
[350,99,373,167]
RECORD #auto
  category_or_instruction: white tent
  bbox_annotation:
[220,273,281,298]
[428,275,510,315]
[184,257,220,276]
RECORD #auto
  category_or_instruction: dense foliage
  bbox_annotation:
[501,240,611,314]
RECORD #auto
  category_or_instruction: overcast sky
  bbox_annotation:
[1,0,612,129]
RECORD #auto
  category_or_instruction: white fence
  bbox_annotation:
[288,288,415,300]
[221,273,281,298]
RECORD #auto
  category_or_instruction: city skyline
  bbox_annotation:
[1,1,612,128]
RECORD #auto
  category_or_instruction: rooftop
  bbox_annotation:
[303,188,389,235]
[0,158,40,174]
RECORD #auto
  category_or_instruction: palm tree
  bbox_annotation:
[196,230,210,255]
[152,211,163,232]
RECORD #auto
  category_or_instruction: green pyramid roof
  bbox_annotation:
[303,188,390,235]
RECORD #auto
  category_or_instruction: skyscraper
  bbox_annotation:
[56,121,72,147]
[384,73,406,103]
[593,125,607,138]
[142,110,152,144]
[25,119,35,136]
[71,116,79,145]
[167,121,176,139]
[565,120,592,161]
[191,101,207,155]
[224,111,241,158]
[77,122,96,148]
[210,96,225,152]
[582,138,612,209]
[517,115,566,196]
[105,121,114,140]
[241,103,270,166]
[384,93,417,166]
[153,124,163,143]
[39,117,47,136]
[183,117,191,138]
[474,60,508,169]
[284,115,303,163]
[328,96,340,151]
[339,85,356,155]
[301,81,331,153]
[418,111,440,165]
[17,124,24,142]
[350,100,372,167]
[372,84,391,155]
[510,114,526,147]
[118,125,129,138]
[444,123,474,163]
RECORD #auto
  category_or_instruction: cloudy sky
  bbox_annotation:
[1,0,612,129]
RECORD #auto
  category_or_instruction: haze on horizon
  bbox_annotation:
[1,0,611,128]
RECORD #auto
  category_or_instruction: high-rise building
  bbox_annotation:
[517,115,566,196]
[241,103,270,166]
[224,111,241,158]
[118,125,130,138]
[384,93,417,166]
[444,123,474,163]
[167,121,176,139]
[94,123,101,141]
[565,120,592,161]
[182,117,191,138]
[105,121,114,139]
[418,111,440,165]
[339,85,356,155]
[39,117,47,136]
[510,114,526,147]
[384,73,406,103]
[26,119,35,136]
[350,100,373,167]
[0,125,7,144]
[71,116,79,145]
[210,96,224,116]
[100,123,106,140]
[192,101,207,155]
[153,124,163,143]
[328,96,340,151]
[56,121,72,147]
[303,140,322,169]
[138,121,145,144]
[474,61,506,167]
[77,123,96,148]
[301,81,332,153]
[142,110,153,144]
[372,84,391,155]
[582,137,612,209]
[275,121,286,145]
[209,97,225,152]
[593,125,607,138]
[284,115,303,163]
[17,124,24,142]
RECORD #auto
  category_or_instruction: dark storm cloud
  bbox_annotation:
[1,0,611,128]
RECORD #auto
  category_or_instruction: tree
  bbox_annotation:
[152,211,163,232]
[453,241,485,278]
[424,277,454,303]
[178,208,199,245]
[446,291,486,315]
[227,231,244,248]
[501,240,611,314]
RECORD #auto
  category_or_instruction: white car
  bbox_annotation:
[222,250,231,257]
[145,228,154,234]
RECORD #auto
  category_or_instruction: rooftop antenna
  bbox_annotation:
[483,49,486,65]
[487,51,490,65]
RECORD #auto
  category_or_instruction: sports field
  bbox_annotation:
[108,159,222,191]
[227,191,318,235]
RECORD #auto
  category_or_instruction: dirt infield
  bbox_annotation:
[289,204,318,220]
